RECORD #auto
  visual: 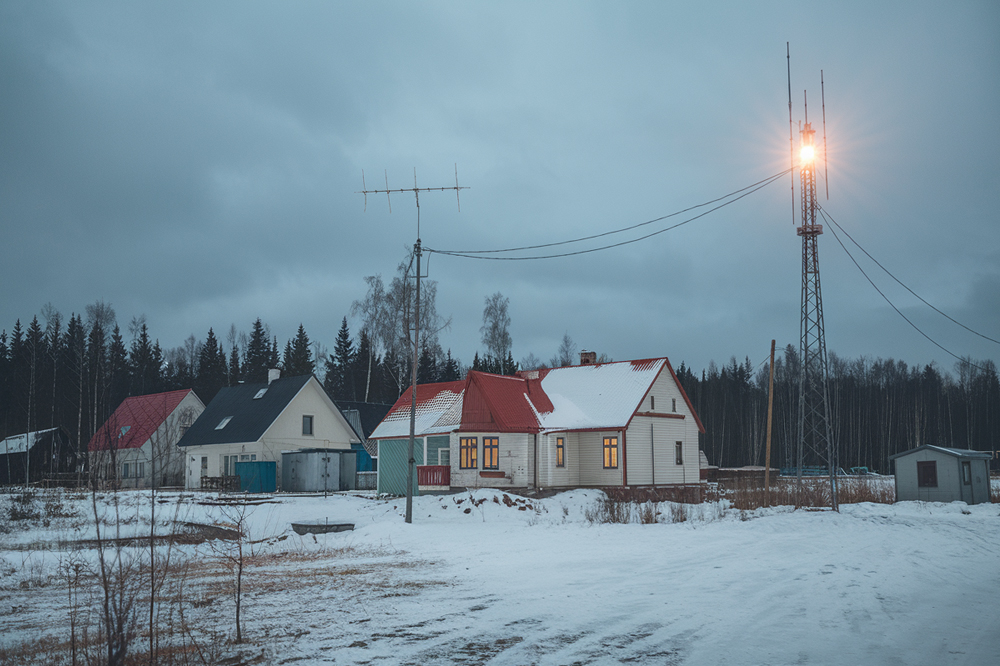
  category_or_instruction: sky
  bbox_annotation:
[2,1,998,377]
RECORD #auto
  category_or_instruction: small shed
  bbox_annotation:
[890,445,992,505]
[281,449,357,492]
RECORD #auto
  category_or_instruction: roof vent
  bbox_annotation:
[580,350,597,365]
[268,368,281,384]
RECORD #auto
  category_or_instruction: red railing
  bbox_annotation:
[417,465,450,487]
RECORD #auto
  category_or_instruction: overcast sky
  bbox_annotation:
[2,1,998,377]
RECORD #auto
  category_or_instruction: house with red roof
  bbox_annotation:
[370,354,705,496]
[89,389,205,488]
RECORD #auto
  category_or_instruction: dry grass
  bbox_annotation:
[706,475,895,510]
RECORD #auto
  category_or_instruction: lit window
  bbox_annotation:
[483,437,499,470]
[556,437,565,468]
[253,388,268,399]
[216,416,233,430]
[675,441,684,465]
[603,436,618,469]
[460,437,478,469]
[302,415,314,436]
[917,461,937,488]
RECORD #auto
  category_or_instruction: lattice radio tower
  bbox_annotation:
[357,166,467,523]
[788,45,838,510]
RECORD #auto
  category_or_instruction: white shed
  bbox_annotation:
[889,445,992,505]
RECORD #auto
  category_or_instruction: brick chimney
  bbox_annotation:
[580,350,597,365]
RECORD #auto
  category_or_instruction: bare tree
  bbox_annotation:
[551,333,577,368]
[480,292,512,361]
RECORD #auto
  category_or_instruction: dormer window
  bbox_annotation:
[253,388,268,400]
[216,416,234,430]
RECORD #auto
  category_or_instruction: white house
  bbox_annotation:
[89,389,205,488]
[177,372,360,491]
[371,354,706,496]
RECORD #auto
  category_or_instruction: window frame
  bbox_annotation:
[302,414,314,436]
[675,441,684,465]
[556,437,565,468]
[460,437,478,469]
[961,461,972,485]
[917,460,938,488]
[482,437,499,470]
[603,436,619,469]
[121,462,130,479]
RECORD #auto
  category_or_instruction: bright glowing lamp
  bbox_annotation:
[800,144,815,164]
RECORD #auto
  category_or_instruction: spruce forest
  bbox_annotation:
[1,302,997,476]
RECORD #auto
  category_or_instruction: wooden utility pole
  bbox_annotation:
[765,339,776,506]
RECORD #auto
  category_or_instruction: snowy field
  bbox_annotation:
[1,487,999,665]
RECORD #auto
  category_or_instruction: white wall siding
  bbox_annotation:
[540,432,581,488]
[578,431,623,486]
[450,432,533,488]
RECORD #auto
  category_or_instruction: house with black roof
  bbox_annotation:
[178,370,360,491]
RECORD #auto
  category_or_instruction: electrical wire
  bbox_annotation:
[818,204,1000,346]
[428,168,791,261]
[821,209,991,372]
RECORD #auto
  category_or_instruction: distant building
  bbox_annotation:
[890,445,992,505]
[89,389,205,489]
[178,371,360,491]
[0,427,77,486]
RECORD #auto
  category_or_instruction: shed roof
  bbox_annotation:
[889,445,992,461]
[89,389,199,452]
[1,428,60,454]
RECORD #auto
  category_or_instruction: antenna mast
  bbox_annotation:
[357,166,468,524]
[792,68,838,511]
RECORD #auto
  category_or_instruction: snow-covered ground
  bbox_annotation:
[1,488,999,665]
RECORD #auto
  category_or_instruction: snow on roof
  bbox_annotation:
[1,428,59,454]
[370,381,465,439]
[534,358,666,431]
[889,444,993,460]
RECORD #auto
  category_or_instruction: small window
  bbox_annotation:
[121,463,130,478]
[483,437,499,470]
[962,461,971,485]
[136,462,145,479]
[302,415,314,436]
[556,437,565,468]
[253,388,268,400]
[650,396,655,411]
[460,437,478,469]
[603,436,618,469]
[672,398,677,413]
[917,460,937,488]
[216,416,233,430]
[675,441,684,465]
[438,448,450,466]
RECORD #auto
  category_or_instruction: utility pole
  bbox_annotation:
[358,166,467,523]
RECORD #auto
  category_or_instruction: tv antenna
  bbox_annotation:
[787,49,838,511]
[357,165,468,524]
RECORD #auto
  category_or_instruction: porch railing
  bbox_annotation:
[417,465,450,488]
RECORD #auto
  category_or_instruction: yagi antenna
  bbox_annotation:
[821,70,829,200]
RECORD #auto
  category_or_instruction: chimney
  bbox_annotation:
[580,350,597,365]
[268,368,281,384]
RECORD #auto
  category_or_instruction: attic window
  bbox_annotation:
[215,416,234,430]
[119,425,131,438]
[650,396,655,410]
[253,388,268,400]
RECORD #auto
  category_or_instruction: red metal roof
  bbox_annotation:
[461,371,541,433]
[89,389,195,452]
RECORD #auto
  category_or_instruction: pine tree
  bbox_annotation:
[440,349,460,382]
[325,318,355,401]
[244,319,270,383]
[196,328,227,402]
[129,323,158,396]
[418,343,437,384]
[283,324,314,376]
[107,325,129,408]
[228,344,241,386]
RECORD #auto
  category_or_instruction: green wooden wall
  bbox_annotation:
[377,439,424,496]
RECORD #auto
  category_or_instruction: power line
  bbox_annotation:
[821,209,991,372]
[818,205,1000,346]
[428,168,791,261]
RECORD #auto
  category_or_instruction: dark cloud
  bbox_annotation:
[2,1,997,376]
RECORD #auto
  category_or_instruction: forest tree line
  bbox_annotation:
[2,288,998,475]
